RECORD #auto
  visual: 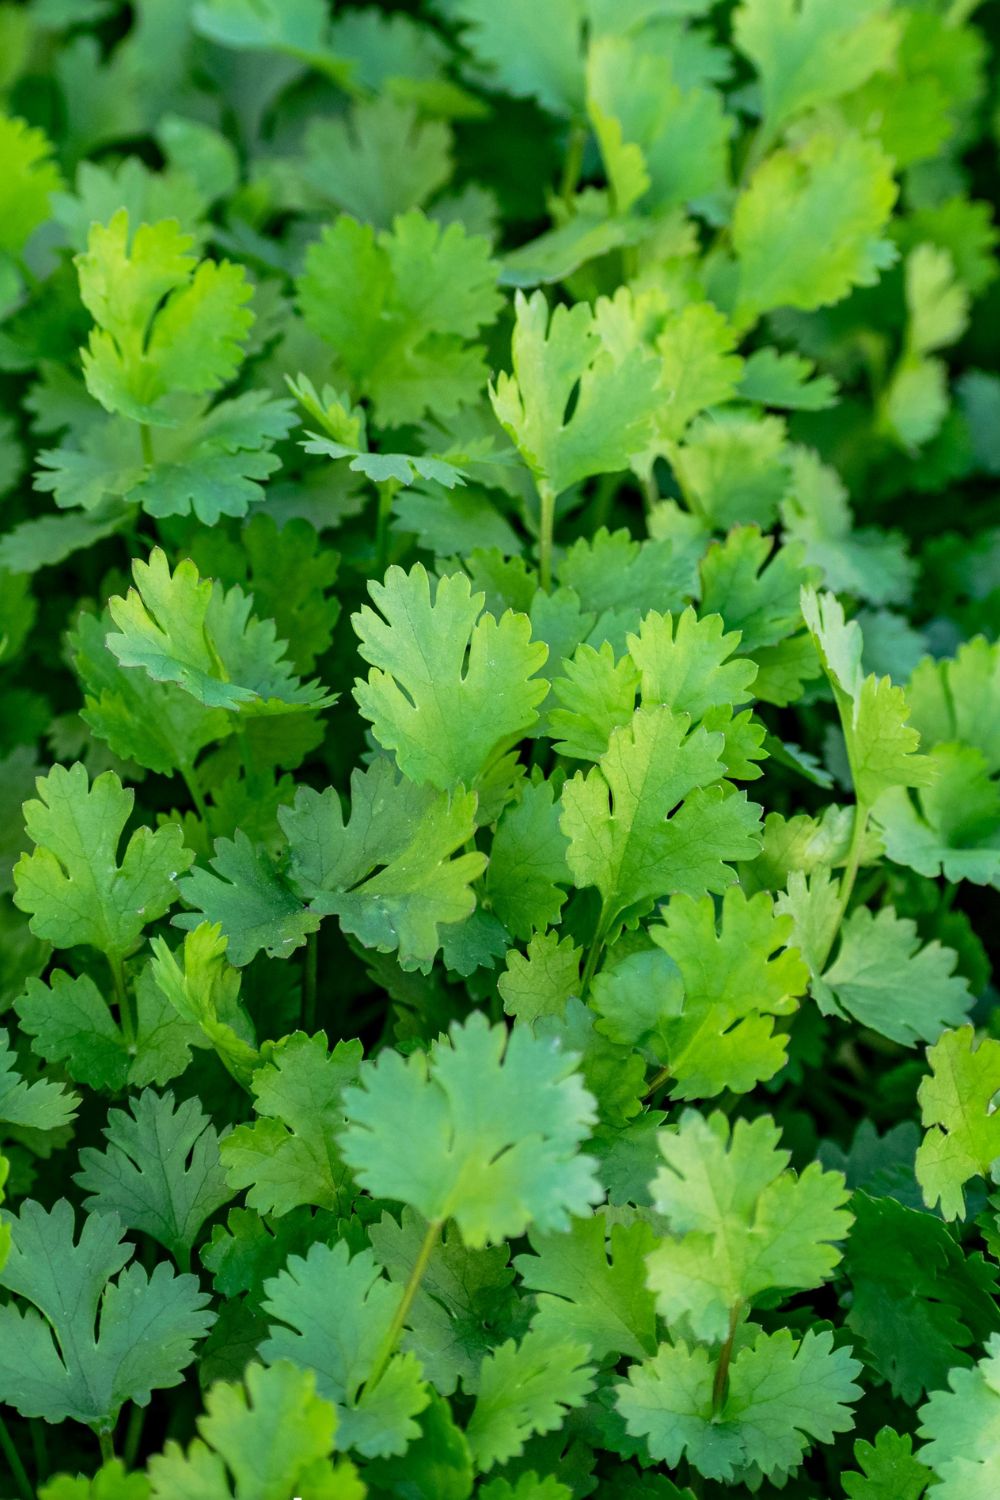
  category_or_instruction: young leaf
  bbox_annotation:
[107,548,334,717]
[646,1110,851,1341]
[842,1429,932,1499]
[341,1012,601,1247]
[917,1332,1000,1499]
[0,1026,78,1131]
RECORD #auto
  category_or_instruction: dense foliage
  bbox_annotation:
[0,0,999,1495]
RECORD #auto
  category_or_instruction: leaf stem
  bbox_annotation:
[374,481,395,577]
[123,1402,145,1470]
[711,1302,743,1415]
[0,1416,34,1500]
[580,918,607,999]
[816,800,870,972]
[108,952,135,1048]
[30,1420,47,1484]
[302,930,318,1034]
[179,761,208,824]
[139,424,154,467]
[560,122,587,207]
[98,1428,115,1466]
[642,1063,671,1102]
[537,481,557,592]
[364,1217,442,1393]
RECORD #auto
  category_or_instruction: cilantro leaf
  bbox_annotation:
[616,1327,861,1482]
[352,565,547,792]
[341,1012,601,1247]
[107,548,334,717]
[513,1210,657,1361]
[0,1199,213,1430]
[917,1332,1000,1499]
[915,1026,1000,1220]
[561,705,762,947]
[75,1089,233,1267]
[484,778,570,940]
[220,1032,362,1217]
[13,762,193,961]
[175,833,320,967]
[842,1429,932,1500]
[646,1110,851,1341]
[733,133,897,325]
[261,1240,430,1459]
[0,1026,78,1131]
[648,887,808,1098]
[147,1360,361,1499]
[464,1328,594,1472]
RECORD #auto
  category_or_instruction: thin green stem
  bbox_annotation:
[364,1217,443,1393]
[642,1063,671,1103]
[711,1302,743,1415]
[560,122,587,207]
[537,482,557,592]
[374,481,395,577]
[98,1428,115,1466]
[108,952,135,1048]
[179,761,208,824]
[816,800,870,973]
[30,1421,47,1484]
[640,470,659,516]
[139,424,154,467]
[0,1416,33,1500]
[580,916,608,1000]
[302,930,318,1034]
[123,1403,145,1470]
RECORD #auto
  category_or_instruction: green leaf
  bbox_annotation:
[352,565,547,792]
[13,762,193,960]
[737,348,837,411]
[875,744,1000,887]
[915,1026,1000,1221]
[908,638,1000,773]
[261,1240,430,1459]
[16,970,131,1093]
[649,887,807,1098]
[369,1207,516,1395]
[464,1328,594,1471]
[75,1089,233,1266]
[149,924,260,1088]
[175,833,320,967]
[843,1191,1000,1404]
[820,905,972,1046]
[0,1026,78,1131]
[220,1031,362,1217]
[484,778,570,939]
[0,113,62,259]
[73,607,232,779]
[646,1110,851,1341]
[298,212,500,425]
[341,1012,601,1247]
[587,33,730,215]
[40,1460,150,1500]
[628,607,757,720]
[490,290,661,501]
[147,1361,362,1500]
[842,1429,932,1499]
[514,1210,658,1361]
[498,932,582,1024]
[673,413,790,530]
[449,0,583,116]
[0,1199,213,1429]
[77,210,253,425]
[801,588,933,806]
[561,705,762,943]
[733,133,897,324]
[281,763,486,968]
[550,641,639,762]
[918,1332,1000,1499]
[107,548,334,717]
[301,96,452,228]
[616,1327,861,1482]
[733,0,898,137]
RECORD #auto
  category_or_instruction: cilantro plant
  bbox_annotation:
[0,1,999,1496]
